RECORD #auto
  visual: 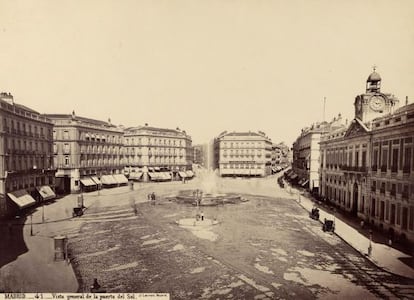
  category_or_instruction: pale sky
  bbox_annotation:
[1,0,413,145]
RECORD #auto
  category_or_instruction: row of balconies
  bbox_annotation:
[371,187,410,200]
[5,149,52,155]
[371,165,411,174]
[3,127,50,139]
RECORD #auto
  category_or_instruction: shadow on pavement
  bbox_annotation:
[0,216,29,268]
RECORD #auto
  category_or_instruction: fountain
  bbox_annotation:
[174,170,245,206]
[174,170,247,228]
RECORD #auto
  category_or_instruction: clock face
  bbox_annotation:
[369,96,385,111]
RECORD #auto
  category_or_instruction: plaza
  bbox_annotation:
[1,170,413,299]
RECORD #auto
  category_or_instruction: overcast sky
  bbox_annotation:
[1,0,413,145]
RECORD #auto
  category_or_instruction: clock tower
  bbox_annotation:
[354,68,399,125]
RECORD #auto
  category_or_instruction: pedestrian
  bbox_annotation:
[201,211,204,221]
[90,278,101,292]
[360,220,365,229]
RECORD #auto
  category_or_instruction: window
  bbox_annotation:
[391,148,398,172]
[63,143,70,154]
[381,149,388,171]
[64,156,70,166]
[63,130,69,139]
[404,147,412,173]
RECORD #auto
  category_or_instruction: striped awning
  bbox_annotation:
[129,172,143,180]
[91,176,102,185]
[101,175,117,185]
[178,171,187,178]
[113,174,128,184]
[36,185,56,201]
[7,190,36,209]
[80,177,97,187]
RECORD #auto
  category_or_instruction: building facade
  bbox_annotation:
[45,112,124,194]
[123,125,193,181]
[320,70,414,243]
[192,144,208,167]
[213,131,272,177]
[292,121,335,192]
[0,93,55,217]
[271,142,290,172]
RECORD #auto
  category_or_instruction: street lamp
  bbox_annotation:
[30,213,33,236]
[368,229,373,256]
[42,202,45,223]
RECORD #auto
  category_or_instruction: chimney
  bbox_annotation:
[108,118,111,124]
[71,110,76,119]
[406,96,409,106]
[145,123,148,126]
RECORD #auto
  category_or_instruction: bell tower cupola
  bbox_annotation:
[354,67,399,125]
[366,66,381,93]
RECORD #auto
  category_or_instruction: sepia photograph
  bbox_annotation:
[0,0,414,299]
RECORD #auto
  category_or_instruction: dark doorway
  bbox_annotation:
[402,207,408,230]
[352,182,358,215]
[390,204,396,225]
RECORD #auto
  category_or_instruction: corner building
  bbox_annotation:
[214,131,272,177]
[123,125,193,181]
[0,93,55,217]
[320,70,414,243]
[45,112,124,194]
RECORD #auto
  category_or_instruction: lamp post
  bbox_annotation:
[368,229,373,256]
[30,213,33,236]
[42,202,45,223]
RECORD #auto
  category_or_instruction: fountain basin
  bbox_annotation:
[176,218,219,227]
[174,191,245,206]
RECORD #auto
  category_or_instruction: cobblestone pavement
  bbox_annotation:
[67,172,414,299]
[2,171,414,298]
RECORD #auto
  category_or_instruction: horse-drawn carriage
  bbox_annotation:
[309,207,320,220]
[322,218,335,232]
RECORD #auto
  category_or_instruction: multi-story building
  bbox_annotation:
[213,131,272,177]
[123,124,193,181]
[0,93,55,217]
[291,119,342,192]
[320,69,414,243]
[44,112,125,194]
[192,144,208,167]
[271,142,290,172]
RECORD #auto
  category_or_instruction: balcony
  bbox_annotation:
[380,165,387,172]
[403,165,411,174]
[371,165,377,172]
[340,165,367,173]
[391,166,398,173]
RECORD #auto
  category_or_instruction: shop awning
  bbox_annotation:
[80,177,97,187]
[148,172,161,181]
[163,172,171,180]
[36,185,56,201]
[178,171,188,178]
[154,167,160,171]
[7,190,36,209]
[91,176,102,185]
[101,175,117,185]
[113,174,128,184]
[129,172,143,180]
[185,170,194,178]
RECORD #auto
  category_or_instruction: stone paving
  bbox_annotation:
[1,170,413,299]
